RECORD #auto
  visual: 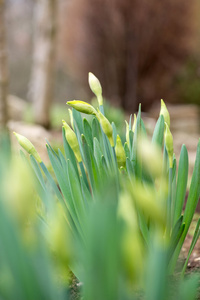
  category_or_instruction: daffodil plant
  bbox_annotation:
[14,73,200,292]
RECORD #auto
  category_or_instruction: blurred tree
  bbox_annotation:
[60,0,196,112]
[0,0,9,131]
[29,0,57,129]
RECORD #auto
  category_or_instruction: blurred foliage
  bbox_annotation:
[174,58,200,106]
[23,103,69,129]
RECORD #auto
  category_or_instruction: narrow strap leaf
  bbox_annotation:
[83,118,93,150]
[72,108,84,134]
[112,122,117,146]
[181,218,200,277]
[173,145,188,225]
[152,114,164,148]
[62,126,79,177]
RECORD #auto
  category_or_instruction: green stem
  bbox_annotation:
[99,104,104,115]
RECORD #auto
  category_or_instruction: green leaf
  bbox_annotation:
[131,104,142,178]
[67,159,87,228]
[111,122,117,146]
[173,145,188,225]
[171,139,200,271]
[91,117,101,142]
[72,108,84,134]
[83,118,93,150]
[168,216,185,262]
[181,218,200,276]
[124,142,130,159]
[152,115,164,148]
[82,135,100,194]
[62,126,79,177]
[46,145,83,239]
[126,157,134,177]
[30,155,46,192]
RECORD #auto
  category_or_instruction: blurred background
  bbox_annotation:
[0,0,199,161]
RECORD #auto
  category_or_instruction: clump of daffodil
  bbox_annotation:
[132,114,137,132]
[138,137,163,178]
[96,109,114,147]
[62,120,82,162]
[88,72,103,106]
[164,122,174,168]
[67,100,97,115]
[13,132,42,163]
[118,191,143,285]
[115,135,126,168]
[160,99,170,128]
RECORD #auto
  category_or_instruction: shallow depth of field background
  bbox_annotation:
[6,0,200,107]
[4,0,199,168]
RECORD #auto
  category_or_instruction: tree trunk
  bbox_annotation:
[29,0,57,129]
[0,0,9,131]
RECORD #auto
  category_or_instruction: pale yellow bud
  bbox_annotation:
[115,135,126,168]
[88,72,103,106]
[129,180,166,226]
[160,99,170,128]
[138,138,162,178]
[125,120,130,147]
[164,122,174,168]
[4,157,37,232]
[47,204,71,268]
[132,114,137,132]
[68,108,74,129]
[62,120,82,162]
[118,191,138,229]
[13,132,42,163]
[96,109,114,147]
[118,192,143,284]
[67,100,97,115]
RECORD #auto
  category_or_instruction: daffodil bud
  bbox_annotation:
[115,135,126,168]
[67,100,97,115]
[118,192,143,284]
[62,120,82,162]
[125,120,130,147]
[47,204,71,268]
[96,109,114,147]
[138,138,162,178]
[164,122,174,168]
[160,99,170,128]
[88,72,103,106]
[132,113,137,132]
[68,108,74,129]
[13,132,42,163]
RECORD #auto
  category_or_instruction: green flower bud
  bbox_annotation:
[67,100,97,115]
[118,192,143,284]
[160,99,170,128]
[115,135,126,168]
[68,108,74,129]
[96,109,114,147]
[88,72,103,106]
[164,122,174,168]
[13,132,42,163]
[138,138,162,178]
[62,120,82,162]
[125,120,130,147]
[132,113,137,132]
